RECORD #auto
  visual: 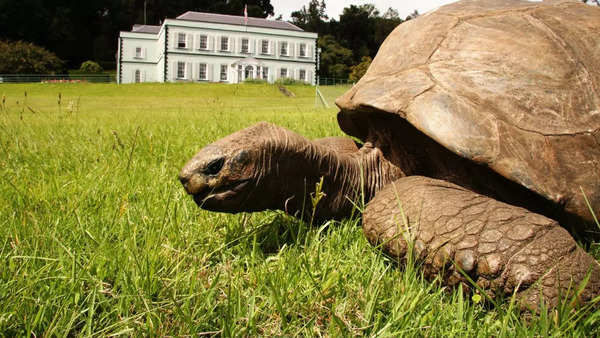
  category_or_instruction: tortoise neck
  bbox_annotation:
[256,126,402,220]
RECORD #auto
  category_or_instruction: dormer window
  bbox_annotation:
[178,33,186,48]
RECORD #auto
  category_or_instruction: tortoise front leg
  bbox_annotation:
[363,176,600,310]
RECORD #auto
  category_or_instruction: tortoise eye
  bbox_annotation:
[204,157,224,176]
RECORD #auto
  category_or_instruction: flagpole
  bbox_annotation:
[244,4,248,32]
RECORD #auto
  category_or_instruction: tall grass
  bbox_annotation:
[0,83,598,335]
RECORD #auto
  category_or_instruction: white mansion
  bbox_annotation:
[117,11,318,84]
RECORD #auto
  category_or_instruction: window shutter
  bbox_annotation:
[172,62,177,80]
[249,38,255,54]
[238,37,242,53]
[307,44,312,59]
[229,37,234,52]
[142,71,147,82]
[269,40,274,55]
[289,43,294,57]
[276,67,280,79]
[187,34,193,49]
[208,64,213,81]
[132,70,136,83]
[195,34,201,50]
[296,43,300,57]
[171,33,177,50]
[186,62,192,80]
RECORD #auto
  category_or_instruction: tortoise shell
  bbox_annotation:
[336,0,600,225]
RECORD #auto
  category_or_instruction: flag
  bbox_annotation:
[244,4,248,25]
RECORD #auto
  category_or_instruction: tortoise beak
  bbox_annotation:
[179,170,210,197]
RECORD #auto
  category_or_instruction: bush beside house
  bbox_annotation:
[0,40,65,74]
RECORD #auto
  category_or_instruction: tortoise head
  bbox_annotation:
[179,122,274,212]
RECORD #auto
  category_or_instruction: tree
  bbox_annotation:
[405,10,419,21]
[337,4,382,63]
[0,0,275,68]
[0,40,65,74]
[349,56,371,82]
[318,35,353,79]
[291,0,328,33]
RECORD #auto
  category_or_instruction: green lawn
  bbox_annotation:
[0,82,598,336]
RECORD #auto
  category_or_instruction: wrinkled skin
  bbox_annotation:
[179,0,600,311]
[364,176,600,310]
[180,122,401,220]
[180,121,600,310]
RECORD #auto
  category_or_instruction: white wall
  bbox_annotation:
[119,19,317,84]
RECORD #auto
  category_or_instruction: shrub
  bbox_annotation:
[275,78,310,86]
[243,78,268,84]
[0,40,65,74]
[349,56,372,83]
[79,60,103,74]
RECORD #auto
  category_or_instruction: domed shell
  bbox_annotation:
[336,0,600,224]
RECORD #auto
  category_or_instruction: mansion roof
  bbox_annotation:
[176,11,304,32]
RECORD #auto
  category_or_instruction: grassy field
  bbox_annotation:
[0,82,599,336]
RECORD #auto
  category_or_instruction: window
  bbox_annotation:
[135,47,143,58]
[299,43,307,57]
[280,41,288,56]
[199,63,207,80]
[220,36,229,51]
[199,35,208,49]
[177,33,186,48]
[261,40,269,54]
[177,61,185,79]
[220,64,228,81]
[280,68,287,78]
[241,38,249,53]
[134,69,141,83]
[262,67,269,80]
[299,69,306,81]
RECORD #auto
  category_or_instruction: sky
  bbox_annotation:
[270,0,459,21]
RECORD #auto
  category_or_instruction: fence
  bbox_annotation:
[318,77,353,86]
[0,74,114,83]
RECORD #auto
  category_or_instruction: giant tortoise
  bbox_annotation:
[179,0,600,309]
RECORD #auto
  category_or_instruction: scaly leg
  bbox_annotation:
[363,176,600,310]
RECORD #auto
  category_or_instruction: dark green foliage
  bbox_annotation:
[0,40,65,74]
[349,56,371,83]
[312,4,406,80]
[79,61,104,74]
[0,0,409,79]
[318,35,353,79]
[0,0,274,68]
[291,0,329,34]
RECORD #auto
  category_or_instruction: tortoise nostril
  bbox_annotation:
[179,174,190,186]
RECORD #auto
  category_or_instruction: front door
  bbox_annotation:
[244,65,254,80]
